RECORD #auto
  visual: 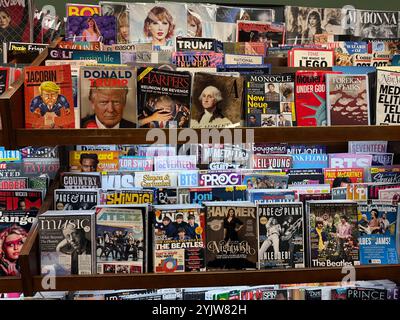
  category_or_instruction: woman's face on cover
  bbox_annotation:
[309,15,318,27]
[149,17,169,42]
[0,11,10,29]
[119,24,129,41]
[88,19,94,28]
[4,234,25,261]
[188,20,198,37]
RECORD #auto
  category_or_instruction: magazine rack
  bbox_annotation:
[0,37,399,296]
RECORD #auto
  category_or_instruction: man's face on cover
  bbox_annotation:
[90,88,126,128]
[63,225,84,251]
[81,158,97,172]
[41,90,58,108]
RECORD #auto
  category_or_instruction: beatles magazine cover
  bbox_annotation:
[187,3,217,38]
[80,66,137,128]
[257,202,304,269]
[153,204,205,272]
[375,68,400,125]
[96,205,147,274]
[357,202,399,265]
[24,65,75,128]
[191,72,244,128]
[0,189,43,211]
[326,74,370,125]
[100,1,130,44]
[307,201,360,268]
[137,67,191,128]
[284,6,347,44]
[66,15,117,45]
[204,202,257,270]
[0,0,33,43]
[39,210,96,275]
[128,2,187,49]
[54,189,99,211]
[0,210,38,276]
[245,73,295,127]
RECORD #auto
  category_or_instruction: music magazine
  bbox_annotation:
[153,204,205,273]
[204,201,257,270]
[257,202,305,269]
[96,205,148,274]
[306,201,360,268]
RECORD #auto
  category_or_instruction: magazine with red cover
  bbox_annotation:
[236,20,285,47]
[326,74,370,125]
[295,70,341,127]
[0,0,33,43]
[24,65,75,129]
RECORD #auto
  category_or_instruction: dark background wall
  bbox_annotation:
[35,0,400,18]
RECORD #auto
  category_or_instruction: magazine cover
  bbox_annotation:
[80,66,137,128]
[355,10,399,39]
[24,65,75,129]
[0,0,33,42]
[190,72,243,128]
[378,188,400,204]
[66,16,117,45]
[257,202,304,269]
[60,172,101,189]
[0,189,43,211]
[245,73,295,127]
[0,177,28,189]
[187,3,217,38]
[326,74,370,125]
[222,42,267,56]
[101,171,135,190]
[324,41,368,66]
[96,205,147,274]
[189,186,247,205]
[3,42,47,64]
[248,189,296,203]
[236,21,285,47]
[99,189,154,205]
[0,210,38,276]
[204,202,257,270]
[307,201,360,268]
[54,189,99,210]
[39,210,96,275]
[290,48,335,67]
[243,173,289,190]
[153,204,205,272]
[100,1,129,44]
[348,140,387,153]
[287,168,325,185]
[69,150,120,172]
[285,6,347,44]
[323,168,364,188]
[198,170,242,187]
[295,70,339,127]
[329,153,372,169]
[376,69,400,125]
[137,67,191,128]
[128,3,187,48]
[0,67,8,95]
[357,202,399,265]
[66,3,100,17]
[134,171,178,188]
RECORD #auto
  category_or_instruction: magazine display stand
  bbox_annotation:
[0,39,399,297]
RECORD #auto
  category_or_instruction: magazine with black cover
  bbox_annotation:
[54,189,99,211]
[3,42,48,64]
[60,172,101,189]
[39,210,96,275]
[0,189,43,211]
[153,204,205,272]
[0,209,38,276]
[191,72,244,128]
[137,67,191,128]
[245,73,295,127]
[257,202,304,269]
[96,205,148,274]
[204,201,257,270]
[307,200,360,268]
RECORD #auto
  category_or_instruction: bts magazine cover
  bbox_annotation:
[191,72,244,128]
[96,205,147,274]
[129,2,187,49]
[187,3,217,38]
[307,201,360,268]
[285,6,347,44]
[205,202,257,270]
[153,205,205,273]
[80,66,137,128]
[137,67,191,128]
[100,1,130,44]
[66,15,117,45]
[24,65,75,129]
[257,202,305,269]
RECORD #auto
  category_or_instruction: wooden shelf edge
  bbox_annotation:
[0,277,23,293]
[31,265,400,292]
[14,126,400,147]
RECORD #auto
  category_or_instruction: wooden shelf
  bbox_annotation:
[29,265,400,292]
[14,126,400,147]
[0,277,23,293]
